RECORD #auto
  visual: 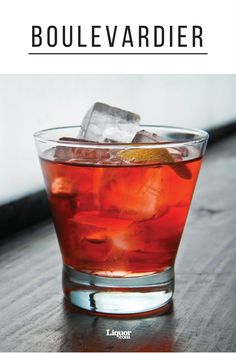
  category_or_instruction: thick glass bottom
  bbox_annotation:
[62,264,174,316]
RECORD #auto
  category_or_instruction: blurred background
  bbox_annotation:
[0,74,236,207]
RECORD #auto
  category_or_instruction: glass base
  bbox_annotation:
[62,264,174,316]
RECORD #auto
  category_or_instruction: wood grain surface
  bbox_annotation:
[0,135,236,352]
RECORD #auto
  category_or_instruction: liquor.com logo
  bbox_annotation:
[106,329,132,339]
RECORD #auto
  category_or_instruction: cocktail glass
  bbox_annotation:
[34,125,208,316]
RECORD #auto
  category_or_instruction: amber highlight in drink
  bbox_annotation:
[40,156,201,276]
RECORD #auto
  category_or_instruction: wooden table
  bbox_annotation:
[0,135,236,352]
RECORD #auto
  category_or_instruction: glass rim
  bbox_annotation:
[34,124,209,149]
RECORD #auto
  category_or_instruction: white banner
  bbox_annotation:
[0,0,235,73]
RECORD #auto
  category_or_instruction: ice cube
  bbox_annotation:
[51,177,77,197]
[54,137,111,163]
[167,147,183,161]
[54,137,82,160]
[132,129,163,143]
[102,127,138,143]
[111,227,144,251]
[79,102,140,143]
[167,147,192,179]
[100,167,168,221]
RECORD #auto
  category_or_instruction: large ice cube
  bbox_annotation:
[79,102,140,143]
[54,137,111,163]
[99,167,168,221]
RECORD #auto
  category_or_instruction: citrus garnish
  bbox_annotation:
[118,147,192,179]
[118,148,174,164]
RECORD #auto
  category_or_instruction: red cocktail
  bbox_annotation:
[35,125,208,315]
[41,156,201,275]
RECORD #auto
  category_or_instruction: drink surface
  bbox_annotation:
[40,151,202,277]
